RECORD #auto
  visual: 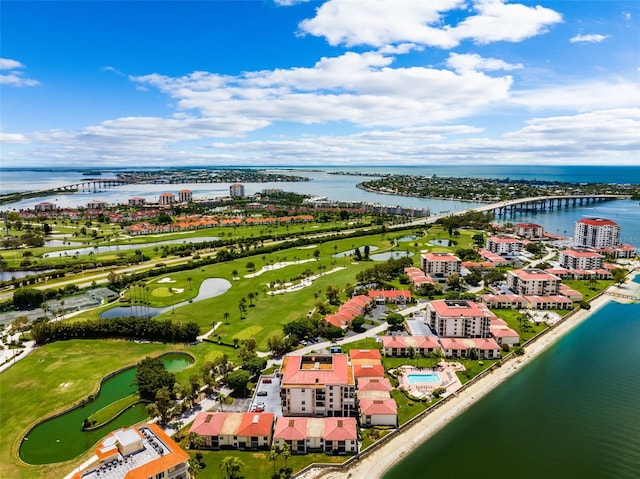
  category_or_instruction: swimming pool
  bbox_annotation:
[407,373,441,384]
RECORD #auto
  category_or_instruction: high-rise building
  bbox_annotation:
[230,183,245,197]
[178,189,192,203]
[573,218,620,249]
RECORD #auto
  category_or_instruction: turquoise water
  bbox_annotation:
[19,353,193,464]
[407,373,440,384]
[384,299,640,479]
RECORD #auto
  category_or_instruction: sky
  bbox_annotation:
[1,0,639,168]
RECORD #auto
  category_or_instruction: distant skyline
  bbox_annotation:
[1,0,639,168]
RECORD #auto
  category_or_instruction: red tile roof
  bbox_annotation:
[359,397,397,415]
[281,354,354,386]
[577,218,618,226]
[350,349,382,360]
[356,377,393,392]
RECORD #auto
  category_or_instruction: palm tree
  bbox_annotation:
[220,456,244,479]
[281,442,291,473]
[187,276,193,291]
[269,445,279,476]
[223,311,230,324]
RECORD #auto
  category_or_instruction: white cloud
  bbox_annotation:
[570,33,609,43]
[446,53,523,73]
[0,132,29,144]
[0,58,39,86]
[131,50,514,129]
[299,0,561,48]
[0,58,24,70]
[511,79,640,111]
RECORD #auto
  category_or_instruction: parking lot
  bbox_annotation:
[249,373,283,417]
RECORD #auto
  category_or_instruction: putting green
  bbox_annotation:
[233,326,263,340]
[151,287,173,297]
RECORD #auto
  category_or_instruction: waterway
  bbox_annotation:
[19,352,194,465]
[383,296,640,479]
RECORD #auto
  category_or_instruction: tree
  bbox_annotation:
[220,456,245,479]
[246,261,255,272]
[612,268,627,286]
[386,312,405,331]
[227,370,250,394]
[281,441,291,475]
[351,316,365,332]
[325,285,340,305]
[189,432,205,450]
[269,445,279,476]
[153,386,173,424]
[313,249,320,259]
[446,273,463,290]
[134,356,176,401]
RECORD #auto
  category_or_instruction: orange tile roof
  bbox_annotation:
[281,354,354,386]
[359,398,397,415]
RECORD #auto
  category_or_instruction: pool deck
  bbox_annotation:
[398,363,463,399]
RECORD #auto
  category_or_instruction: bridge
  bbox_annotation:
[53,178,134,193]
[471,194,630,217]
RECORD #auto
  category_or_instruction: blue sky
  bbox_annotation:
[1,0,638,167]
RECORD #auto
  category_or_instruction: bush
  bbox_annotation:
[579,300,591,310]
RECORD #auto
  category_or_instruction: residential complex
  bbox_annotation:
[188,412,274,450]
[421,252,461,281]
[573,218,620,249]
[514,222,545,239]
[485,235,523,257]
[279,354,356,417]
[272,417,358,454]
[230,183,245,197]
[70,423,189,479]
[426,299,493,338]
[558,248,604,270]
[506,268,561,296]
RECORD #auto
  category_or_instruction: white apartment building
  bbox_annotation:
[574,218,620,249]
[280,354,356,417]
[558,248,605,270]
[230,183,245,197]
[425,299,493,338]
[507,268,561,296]
[421,252,461,280]
[485,235,523,257]
[158,192,175,206]
[514,222,544,239]
[178,189,192,203]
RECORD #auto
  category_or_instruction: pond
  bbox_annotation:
[100,277,232,319]
[43,236,221,258]
[19,352,194,465]
[429,239,452,246]
[369,251,414,261]
[332,245,379,258]
[395,235,420,242]
[0,270,55,281]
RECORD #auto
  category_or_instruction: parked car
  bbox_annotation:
[257,391,268,396]
[262,378,272,384]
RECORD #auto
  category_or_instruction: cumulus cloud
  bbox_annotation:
[446,53,523,73]
[0,57,39,87]
[131,50,514,129]
[569,33,609,43]
[299,0,561,48]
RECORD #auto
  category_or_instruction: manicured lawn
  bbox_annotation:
[0,339,198,479]
[492,308,549,342]
[563,278,614,300]
[455,358,500,384]
[87,394,141,426]
[390,389,432,425]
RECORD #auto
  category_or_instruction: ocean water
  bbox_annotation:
[383,297,640,479]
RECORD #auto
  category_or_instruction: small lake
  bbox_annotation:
[332,245,379,258]
[100,277,231,319]
[0,269,55,281]
[43,236,221,258]
[395,235,421,242]
[19,352,193,464]
[429,239,452,246]
[369,251,414,261]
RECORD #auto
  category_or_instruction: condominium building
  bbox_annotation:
[574,218,620,249]
[485,235,523,257]
[421,252,461,281]
[70,423,189,479]
[514,222,544,239]
[272,417,358,454]
[230,183,245,197]
[425,299,494,338]
[558,248,605,270]
[506,268,561,296]
[188,412,274,450]
[280,354,356,417]
[158,192,175,206]
[178,189,193,203]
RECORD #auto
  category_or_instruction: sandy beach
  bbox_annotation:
[298,266,639,479]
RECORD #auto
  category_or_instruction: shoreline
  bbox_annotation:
[299,267,639,479]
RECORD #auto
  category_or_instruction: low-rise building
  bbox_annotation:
[381,335,442,357]
[358,397,398,427]
[188,412,274,450]
[558,248,604,270]
[439,337,501,359]
[478,293,527,309]
[272,417,358,455]
[524,295,574,310]
[507,268,561,296]
[514,222,545,239]
[489,318,520,346]
[70,423,189,479]
[368,289,411,305]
